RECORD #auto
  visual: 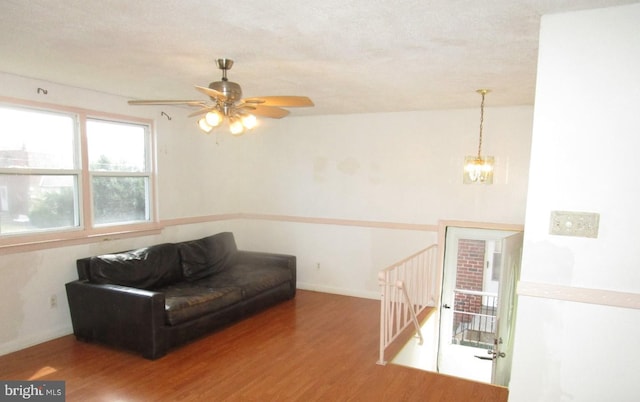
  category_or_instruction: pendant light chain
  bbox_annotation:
[477,90,486,159]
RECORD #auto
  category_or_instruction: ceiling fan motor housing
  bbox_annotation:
[208,80,242,103]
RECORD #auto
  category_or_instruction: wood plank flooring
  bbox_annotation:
[0,290,508,401]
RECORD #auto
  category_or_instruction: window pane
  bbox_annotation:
[92,176,149,225]
[0,174,79,234]
[0,106,75,169]
[87,120,147,172]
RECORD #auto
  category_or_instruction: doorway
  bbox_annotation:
[437,226,523,386]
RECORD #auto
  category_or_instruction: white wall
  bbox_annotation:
[239,107,533,224]
[233,106,533,296]
[509,4,640,401]
[0,70,532,355]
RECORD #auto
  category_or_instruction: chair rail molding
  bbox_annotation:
[517,281,640,310]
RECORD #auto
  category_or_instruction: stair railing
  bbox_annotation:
[377,244,438,365]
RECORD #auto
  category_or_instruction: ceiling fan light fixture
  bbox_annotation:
[198,117,213,133]
[205,110,223,127]
[229,118,245,135]
[240,114,257,130]
[128,58,314,138]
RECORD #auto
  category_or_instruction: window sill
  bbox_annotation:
[0,224,164,255]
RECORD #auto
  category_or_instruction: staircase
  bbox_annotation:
[377,244,438,365]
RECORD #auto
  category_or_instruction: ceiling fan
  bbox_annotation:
[128,58,314,135]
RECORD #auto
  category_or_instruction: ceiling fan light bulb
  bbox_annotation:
[198,118,213,133]
[229,119,245,135]
[241,114,257,129]
[205,110,223,127]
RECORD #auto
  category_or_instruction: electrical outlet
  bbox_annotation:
[549,211,599,238]
[49,294,58,309]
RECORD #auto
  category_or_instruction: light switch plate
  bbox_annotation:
[549,211,599,238]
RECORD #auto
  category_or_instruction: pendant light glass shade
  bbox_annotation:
[464,155,494,184]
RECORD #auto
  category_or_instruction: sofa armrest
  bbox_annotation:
[235,250,297,296]
[65,280,168,359]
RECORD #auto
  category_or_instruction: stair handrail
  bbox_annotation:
[377,244,438,365]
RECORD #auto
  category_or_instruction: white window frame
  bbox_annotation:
[0,97,161,253]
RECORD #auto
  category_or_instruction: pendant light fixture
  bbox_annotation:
[463,89,494,184]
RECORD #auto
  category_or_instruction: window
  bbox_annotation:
[0,106,79,234]
[0,101,156,245]
[87,119,151,226]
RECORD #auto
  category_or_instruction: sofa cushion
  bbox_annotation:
[89,243,181,289]
[178,232,237,281]
[199,264,293,299]
[161,283,242,326]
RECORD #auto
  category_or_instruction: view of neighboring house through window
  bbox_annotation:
[0,105,78,234]
[0,103,154,240]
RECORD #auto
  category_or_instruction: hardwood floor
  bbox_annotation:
[0,290,508,401]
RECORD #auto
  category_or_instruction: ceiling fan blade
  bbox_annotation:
[188,107,215,118]
[195,85,226,100]
[241,96,314,107]
[128,100,207,106]
[240,104,290,119]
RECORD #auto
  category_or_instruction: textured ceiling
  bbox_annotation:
[0,0,636,116]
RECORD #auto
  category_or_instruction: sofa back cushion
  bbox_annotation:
[88,243,181,289]
[178,232,237,281]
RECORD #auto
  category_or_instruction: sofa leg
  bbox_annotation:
[74,334,91,343]
[143,349,167,360]
[142,352,167,360]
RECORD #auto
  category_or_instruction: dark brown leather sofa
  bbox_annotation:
[65,232,296,359]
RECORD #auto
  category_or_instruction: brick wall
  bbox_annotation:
[454,239,485,324]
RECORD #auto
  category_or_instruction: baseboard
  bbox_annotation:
[297,282,379,300]
[0,325,73,357]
